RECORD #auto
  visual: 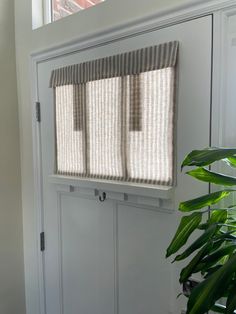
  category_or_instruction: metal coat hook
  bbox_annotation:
[99,192,107,202]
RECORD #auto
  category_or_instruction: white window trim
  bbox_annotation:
[43,0,52,24]
[32,0,51,29]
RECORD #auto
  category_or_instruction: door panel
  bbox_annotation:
[117,204,173,314]
[60,196,115,314]
[37,15,213,314]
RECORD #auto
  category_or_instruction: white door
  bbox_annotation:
[36,15,213,314]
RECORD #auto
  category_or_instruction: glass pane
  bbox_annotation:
[52,0,104,21]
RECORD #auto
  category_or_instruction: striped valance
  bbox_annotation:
[49,41,179,87]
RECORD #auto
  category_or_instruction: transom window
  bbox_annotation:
[51,0,105,21]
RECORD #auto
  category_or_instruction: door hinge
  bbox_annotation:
[40,232,45,252]
[36,102,41,122]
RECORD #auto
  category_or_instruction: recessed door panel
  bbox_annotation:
[60,195,115,314]
[117,204,173,314]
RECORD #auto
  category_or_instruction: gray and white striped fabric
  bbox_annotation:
[127,68,175,186]
[49,41,178,87]
[51,41,178,186]
[55,85,86,176]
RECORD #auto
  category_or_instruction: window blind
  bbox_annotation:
[50,41,179,186]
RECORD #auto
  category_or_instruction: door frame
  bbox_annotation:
[30,2,234,313]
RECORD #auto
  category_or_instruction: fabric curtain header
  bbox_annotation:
[49,41,179,87]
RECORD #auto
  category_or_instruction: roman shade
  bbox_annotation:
[50,41,179,186]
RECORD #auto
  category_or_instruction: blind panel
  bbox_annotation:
[87,78,123,179]
[127,67,175,185]
[56,85,85,175]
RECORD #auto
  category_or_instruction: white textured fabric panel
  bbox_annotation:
[54,68,175,185]
[127,68,174,185]
[56,85,85,175]
[87,78,123,179]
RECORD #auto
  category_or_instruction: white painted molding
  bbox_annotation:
[211,8,235,150]
[56,192,64,314]
[49,175,173,199]
[43,0,52,25]
[50,175,174,211]
[211,8,236,201]
[31,0,236,62]
[32,0,44,29]
[30,51,46,314]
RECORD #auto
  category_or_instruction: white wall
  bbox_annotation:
[14,0,200,313]
[0,1,26,313]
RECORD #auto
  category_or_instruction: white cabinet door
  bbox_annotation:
[36,15,213,314]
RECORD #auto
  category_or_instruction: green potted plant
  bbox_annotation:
[166,148,236,314]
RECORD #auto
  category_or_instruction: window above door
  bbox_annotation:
[53,0,105,21]
[44,0,105,23]
[32,0,105,29]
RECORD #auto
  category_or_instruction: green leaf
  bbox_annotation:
[209,210,228,224]
[181,148,236,169]
[203,265,222,278]
[229,204,236,208]
[166,212,202,258]
[226,283,236,314]
[194,241,224,274]
[198,209,228,230]
[211,304,227,313]
[186,253,236,314]
[195,244,236,273]
[179,243,212,283]
[199,209,231,230]
[174,225,218,262]
[224,156,236,168]
[187,168,236,186]
[179,190,233,212]
[218,231,236,241]
[198,223,209,230]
